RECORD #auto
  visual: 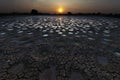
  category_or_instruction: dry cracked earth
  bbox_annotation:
[0,16,120,80]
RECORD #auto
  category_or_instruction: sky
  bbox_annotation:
[0,0,120,13]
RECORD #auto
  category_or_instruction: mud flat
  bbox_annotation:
[0,16,120,80]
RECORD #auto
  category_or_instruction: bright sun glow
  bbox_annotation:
[58,8,64,13]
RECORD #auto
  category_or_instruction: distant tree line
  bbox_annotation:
[31,9,38,15]
[0,9,120,18]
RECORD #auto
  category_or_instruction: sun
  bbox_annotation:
[57,7,64,13]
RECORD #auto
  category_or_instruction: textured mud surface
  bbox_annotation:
[0,16,120,80]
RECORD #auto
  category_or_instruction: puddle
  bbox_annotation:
[43,34,48,37]
[50,30,54,33]
[58,32,63,35]
[75,35,80,38]
[62,34,66,37]
[68,32,73,35]
[104,30,110,34]
[8,28,14,31]
[56,30,60,33]
[114,52,120,57]
[82,31,86,33]
[40,26,43,29]
[27,32,33,35]
[62,29,66,32]
[88,37,95,40]
[22,28,28,30]
[69,28,74,32]
[103,39,112,42]
[0,32,6,35]
[43,30,47,33]
[88,31,93,34]
[17,31,23,34]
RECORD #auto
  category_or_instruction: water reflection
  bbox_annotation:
[43,34,48,37]
[114,52,120,57]
[0,32,6,35]
[17,31,23,34]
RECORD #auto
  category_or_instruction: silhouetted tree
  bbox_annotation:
[67,12,72,15]
[96,12,102,15]
[31,9,38,15]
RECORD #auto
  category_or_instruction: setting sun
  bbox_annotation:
[58,8,64,13]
